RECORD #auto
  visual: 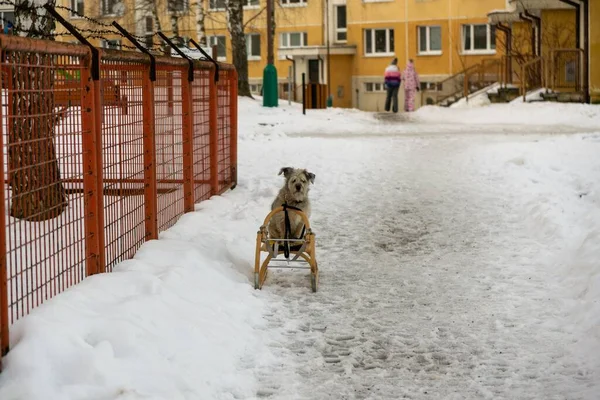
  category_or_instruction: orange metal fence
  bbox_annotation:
[0,35,238,369]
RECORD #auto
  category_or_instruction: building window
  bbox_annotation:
[0,10,14,31]
[209,35,227,60]
[365,82,386,92]
[364,28,394,56]
[250,83,262,94]
[168,0,189,12]
[462,24,496,53]
[335,5,347,43]
[281,0,307,5]
[101,39,122,50]
[144,35,153,49]
[420,82,443,91]
[70,0,84,17]
[246,33,261,59]
[209,0,227,10]
[102,0,121,15]
[243,0,260,6]
[418,25,441,55]
[280,32,308,48]
[143,16,154,49]
[565,60,576,83]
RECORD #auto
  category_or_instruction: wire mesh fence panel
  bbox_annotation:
[0,34,238,367]
[0,39,92,323]
[100,53,148,271]
[155,66,185,232]
[191,67,212,203]
[216,69,233,193]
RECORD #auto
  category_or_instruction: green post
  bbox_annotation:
[326,95,333,107]
[263,64,278,107]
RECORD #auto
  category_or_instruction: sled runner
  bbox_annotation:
[254,205,319,292]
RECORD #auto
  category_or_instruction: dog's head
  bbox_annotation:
[278,167,315,202]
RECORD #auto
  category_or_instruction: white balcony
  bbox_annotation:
[278,45,357,59]
[509,0,574,12]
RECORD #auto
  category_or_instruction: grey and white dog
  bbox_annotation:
[268,167,316,240]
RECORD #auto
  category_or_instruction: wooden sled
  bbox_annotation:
[254,205,319,292]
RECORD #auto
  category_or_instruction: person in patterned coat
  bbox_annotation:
[383,58,401,113]
[402,59,420,112]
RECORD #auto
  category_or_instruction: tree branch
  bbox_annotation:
[243,5,266,29]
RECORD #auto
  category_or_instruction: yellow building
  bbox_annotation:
[209,0,507,110]
[55,0,509,110]
[489,0,599,104]
[55,0,597,107]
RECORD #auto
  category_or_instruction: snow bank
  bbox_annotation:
[0,193,277,400]
[510,87,546,103]
[413,102,600,130]
[239,96,600,140]
[449,83,498,108]
[449,91,492,108]
[476,133,600,372]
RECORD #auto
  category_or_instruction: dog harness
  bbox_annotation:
[270,203,307,260]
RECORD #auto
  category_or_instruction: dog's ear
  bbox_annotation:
[278,167,294,178]
[304,170,316,184]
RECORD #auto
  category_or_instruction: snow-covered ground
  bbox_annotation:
[0,99,599,399]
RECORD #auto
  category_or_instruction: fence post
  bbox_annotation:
[230,69,238,189]
[142,69,158,239]
[159,32,195,212]
[522,63,526,102]
[113,22,158,241]
[44,4,105,275]
[181,74,195,212]
[209,65,219,195]
[81,52,104,276]
[302,73,306,115]
[0,40,8,367]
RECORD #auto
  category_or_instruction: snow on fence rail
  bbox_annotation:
[0,35,238,369]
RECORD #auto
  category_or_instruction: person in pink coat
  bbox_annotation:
[402,59,420,112]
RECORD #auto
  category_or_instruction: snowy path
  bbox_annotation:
[246,134,596,399]
[1,101,599,400]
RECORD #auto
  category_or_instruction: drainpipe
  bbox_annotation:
[286,55,296,100]
[326,0,332,106]
[519,12,537,56]
[559,0,589,103]
[524,10,541,57]
[583,0,589,103]
[496,23,512,85]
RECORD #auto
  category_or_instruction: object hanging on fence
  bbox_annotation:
[254,205,319,292]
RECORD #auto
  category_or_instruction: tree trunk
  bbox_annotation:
[195,0,207,46]
[148,0,165,52]
[11,0,68,221]
[169,12,181,46]
[227,0,252,97]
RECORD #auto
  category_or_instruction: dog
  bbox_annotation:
[268,167,315,241]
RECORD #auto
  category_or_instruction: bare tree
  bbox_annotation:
[495,19,575,89]
[135,0,163,51]
[167,0,183,46]
[11,0,68,221]
[195,0,207,45]
[227,0,252,97]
